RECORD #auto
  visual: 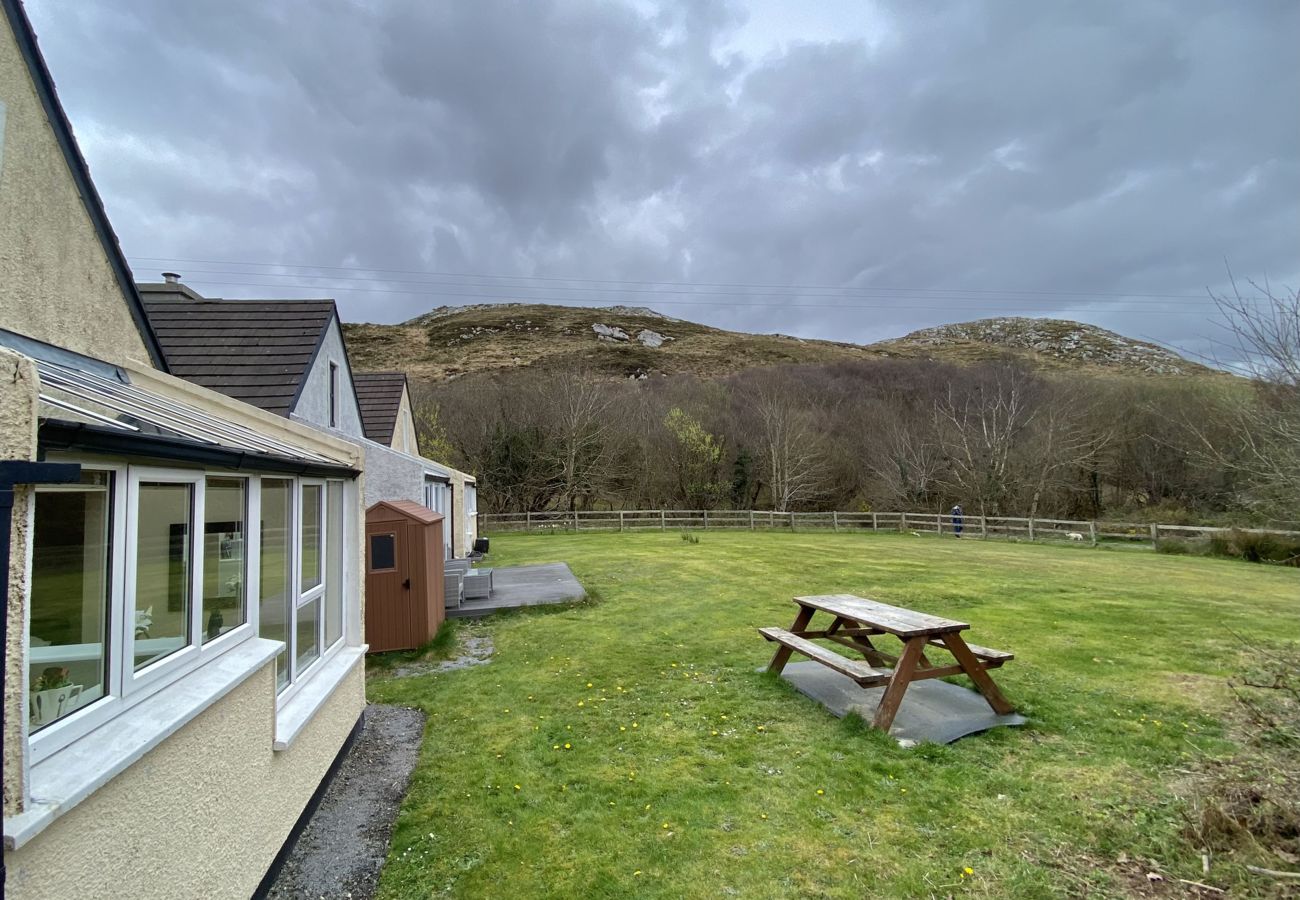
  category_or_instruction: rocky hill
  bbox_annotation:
[881,317,1210,376]
[342,304,1216,382]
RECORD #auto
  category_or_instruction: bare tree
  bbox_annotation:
[747,385,830,511]
[1196,277,1300,523]
[539,373,625,511]
[932,366,1039,516]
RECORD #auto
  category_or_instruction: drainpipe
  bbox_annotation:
[1,461,81,884]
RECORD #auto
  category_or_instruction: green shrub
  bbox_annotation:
[1230,530,1300,566]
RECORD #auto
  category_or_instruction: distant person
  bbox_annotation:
[951,504,964,537]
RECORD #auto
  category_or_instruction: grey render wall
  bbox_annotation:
[292,319,364,438]
[360,440,425,507]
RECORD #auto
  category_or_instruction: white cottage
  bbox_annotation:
[1,4,366,897]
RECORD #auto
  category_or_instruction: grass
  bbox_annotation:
[366,531,1299,898]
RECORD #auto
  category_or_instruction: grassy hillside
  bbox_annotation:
[343,303,1220,382]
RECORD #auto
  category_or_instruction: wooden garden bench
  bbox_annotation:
[760,594,1015,732]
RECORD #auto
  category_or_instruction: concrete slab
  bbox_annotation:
[775,661,1026,746]
[446,562,586,618]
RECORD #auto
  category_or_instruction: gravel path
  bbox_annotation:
[266,704,425,900]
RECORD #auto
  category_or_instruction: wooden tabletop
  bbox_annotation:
[792,594,968,637]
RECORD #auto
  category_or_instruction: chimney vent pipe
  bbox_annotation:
[162,272,181,284]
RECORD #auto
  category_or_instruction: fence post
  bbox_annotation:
[832,511,839,532]
[1088,521,1097,546]
[526,510,532,530]
[619,510,625,532]
[1028,517,1035,541]
[980,515,987,539]
[661,509,666,531]
[572,510,578,531]
[936,513,943,534]
[790,511,796,532]
[749,510,755,531]
[703,510,709,530]
[901,512,908,532]
[1150,523,1158,548]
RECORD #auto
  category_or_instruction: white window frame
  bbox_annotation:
[28,463,258,764]
[276,477,350,705]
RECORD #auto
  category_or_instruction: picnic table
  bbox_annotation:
[759,594,1014,732]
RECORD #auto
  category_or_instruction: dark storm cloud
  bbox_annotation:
[25,0,1300,356]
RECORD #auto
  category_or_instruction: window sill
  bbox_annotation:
[4,636,282,851]
[273,644,367,751]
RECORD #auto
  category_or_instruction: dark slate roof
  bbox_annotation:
[353,372,408,444]
[3,0,167,370]
[141,295,338,416]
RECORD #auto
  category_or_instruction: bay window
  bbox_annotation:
[27,463,353,757]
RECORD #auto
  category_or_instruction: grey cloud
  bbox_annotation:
[24,0,1300,358]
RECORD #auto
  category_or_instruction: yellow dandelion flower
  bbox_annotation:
[963,867,974,875]
[564,742,571,749]
[662,823,669,829]
[620,725,626,732]
[578,701,585,707]
[816,789,824,796]
[632,722,639,728]
[553,744,560,750]
[711,730,719,736]
[633,870,642,876]
[503,708,510,713]
[514,784,521,791]
[756,725,765,731]
[586,682,593,688]
[645,804,651,810]
[760,813,767,820]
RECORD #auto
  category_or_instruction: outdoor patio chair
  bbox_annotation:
[444,571,464,608]
[463,568,492,601]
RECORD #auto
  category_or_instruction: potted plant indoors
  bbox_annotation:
[29,666,83,728]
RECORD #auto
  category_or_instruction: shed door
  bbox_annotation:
[365,525,407,649]
[423,476,452,559]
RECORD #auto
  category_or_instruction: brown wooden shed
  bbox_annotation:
[364,500,445,653]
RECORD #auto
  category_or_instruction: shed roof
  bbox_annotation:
[141,295,338,416]
[367,499,442,524]
[353,372,408,444]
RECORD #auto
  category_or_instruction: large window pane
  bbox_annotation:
[324,481,344,648]
[133,482,193,671]
[296,597,320,672]
[203,477,246,643]
[260,478,293,691]
[29,473,111,732]
[300,484,322,592]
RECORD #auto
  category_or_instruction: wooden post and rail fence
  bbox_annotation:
[488,509,1300,549]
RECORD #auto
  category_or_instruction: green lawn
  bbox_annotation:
[367,531,1299,898]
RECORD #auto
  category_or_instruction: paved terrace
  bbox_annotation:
[447,562,586,618]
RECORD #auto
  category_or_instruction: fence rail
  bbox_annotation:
[479,509,1300,548]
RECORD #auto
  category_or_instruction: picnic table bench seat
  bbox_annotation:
[927,638,1012,666]
[759,628,892,686]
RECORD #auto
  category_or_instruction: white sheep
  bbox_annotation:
[1067,532,1085,542]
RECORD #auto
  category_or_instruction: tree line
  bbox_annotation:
[411,285,1299,527]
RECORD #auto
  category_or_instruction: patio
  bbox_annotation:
[446,562,586,618]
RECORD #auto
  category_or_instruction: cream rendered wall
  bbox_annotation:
[3,664,365,900]
[1,348,37,817]
[451,474,478,558]
[0,24,152,368]
[391,385,417,455]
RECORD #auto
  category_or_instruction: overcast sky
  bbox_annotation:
[26,0,1300,359]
